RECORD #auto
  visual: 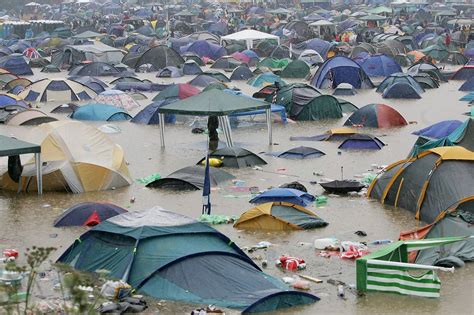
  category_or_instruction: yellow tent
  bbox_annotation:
[234,202,328,230]
[1,121,132,193]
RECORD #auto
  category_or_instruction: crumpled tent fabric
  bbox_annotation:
[0,121,132,193]
[344,104,407,128]
[250,188,315,207]
[156,67,183,78]
[196,146,266,168]
[57,207,319,311]
[368,147,474,223]
[146,166,235,190]
[271,146,325,159]
[19,79,97,102]
[311,56,374,89]
[54,202,127,227]
[234,202,328,230]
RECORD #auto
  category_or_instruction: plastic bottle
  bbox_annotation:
[337,285,345,298]
[371,240,393,245]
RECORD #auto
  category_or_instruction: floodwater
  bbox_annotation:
[0,66,473,314]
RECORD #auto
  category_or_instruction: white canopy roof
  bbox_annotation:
[309,20,335,26]
[221,29,280,49]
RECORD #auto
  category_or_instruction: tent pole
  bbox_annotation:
[225,116,234,147]
[159,113,165,147]
[266,108,273,145]
[35,153,42,195]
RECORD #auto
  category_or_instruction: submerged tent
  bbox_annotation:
[196,147,266,168]
[131,100,177,125]
[133,45,185,70]
[290,128,357,142]
[271,146,325,159]
[459,77,474,92]
[57,207,319,312]
[333,83,357,96]
[69,62,122,77]
[0,121,132,193]
[376,73,424,94]
[382,82,422,99]
[344,104,408,128]
[94,90,139,110]
[450,65,474,80]
[311,56,374,89]
[368,147,474,223]
[289,95,344,121]
[280,60,311,79]
[230,66,254,81]
[249,188,315,207]
[5,109,57,126]
[19,79,97,102]
[234,202,328,230]
[183,60,203,75]
[248,73,286,88]
[54,202,127,227]
[70,103,132,121]
[153,83,200,102]
[146,166,235,190]
[338,134,385,150]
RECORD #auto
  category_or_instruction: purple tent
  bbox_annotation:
[180,40,227,60]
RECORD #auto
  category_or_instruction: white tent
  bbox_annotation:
[221,29,280,50]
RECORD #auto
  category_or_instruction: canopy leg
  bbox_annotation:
[35,153,42,195]
[224,116,234,147]
[266,108,273,145]
[159,113,165,147]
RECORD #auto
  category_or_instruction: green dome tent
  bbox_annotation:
[57,207,319,312]
[280,60,311,79]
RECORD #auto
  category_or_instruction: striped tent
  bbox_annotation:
[356,237,468,298]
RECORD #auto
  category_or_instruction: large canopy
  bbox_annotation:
[221,29,280,50]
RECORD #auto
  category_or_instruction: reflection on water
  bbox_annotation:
[0,68,472,314]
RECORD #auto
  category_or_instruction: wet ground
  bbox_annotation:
[0,66,472,314]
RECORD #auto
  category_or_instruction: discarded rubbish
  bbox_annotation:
[371,240,393,245]
[292,279,311,290]
[136,173,161,185]
[300,275,323,283]
[314,238,338,250]
[354,231,367,237]
[277,256,306,271]
[199,214,239,225]
[337,285,345,298]
[315,196,328,206]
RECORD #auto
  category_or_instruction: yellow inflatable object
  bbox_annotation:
[201,158,223,167]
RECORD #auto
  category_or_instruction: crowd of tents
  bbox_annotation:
[0,0,472,312]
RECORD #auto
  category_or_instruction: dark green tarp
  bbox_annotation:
[0,135,40,156]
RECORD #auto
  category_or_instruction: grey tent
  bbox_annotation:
[146,165,235,190]
[196,146,267,168]
[230,66,254,81]
[69,62,122,76]
[382,82,422,99]
[133,45,185,71]
[333,83,357,96]
[183,60,203,75]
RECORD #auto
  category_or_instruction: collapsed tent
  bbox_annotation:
[57,207,319,312]
[19,79,97,102]
[152,83,200,102]
[146,166,235,190]
[70,103,132,121]
[156,67,183,78]
[196,147,266,168]
[368,147,474,223]
[290,128,357,142]
[1,121,132,193]
[271,146,325,159]
[249,188,315,207]
[54,202,127,227]
[234,202,328,230]
[311,56,374,89]
[344,104,408,128]
[382,82,422,99]
[131,100,177,125]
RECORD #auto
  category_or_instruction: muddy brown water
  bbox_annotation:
[0,66,472,314]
